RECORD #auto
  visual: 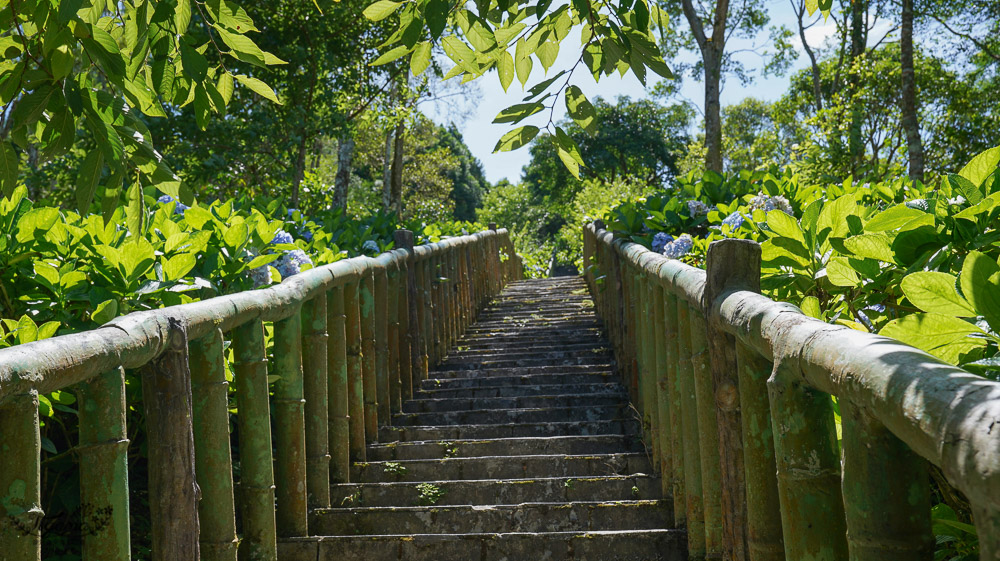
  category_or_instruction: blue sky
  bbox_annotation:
[424,2,846,183]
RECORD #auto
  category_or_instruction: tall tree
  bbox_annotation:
[678,0,730,173]
[899,0,924,181]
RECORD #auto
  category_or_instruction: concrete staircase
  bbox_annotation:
[279,277,685,560]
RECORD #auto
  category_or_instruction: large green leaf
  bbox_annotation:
[565,86,597,136]
[492,102,544,124]
[843,233,895,263]
[958,146,1000,188]
[363,0,402,21]
[235,74,281,104]
[880,313,986,364]
[493,125,539,152]
[960,251,1000,331]
[0,141,18,198]
[901,272,976,317]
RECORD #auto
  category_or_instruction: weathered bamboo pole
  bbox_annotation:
[394,230,417,402]
[327,286,351,482]
[140,318,199,560]
[344,280,366,462]
[189,331,239,561]
[841,401,932,560]
[374,264,391,425]
[663,290,686,527]
[415,255,430,381]
[688,309,723,558]
[77,367,131,561]
[273,308,309,537]
[302,294,331,508]
[639,275,658,470]
[232,319,277,561]
[361,265,379,439]
[734,342,784,561]
[652,284,674,508]
[677,300,705,560]
[420,253,434,375]
[387,260,402,414]
[704,240,753,560]
[0,389,42,560]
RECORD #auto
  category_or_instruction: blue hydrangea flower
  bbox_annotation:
[748,193,793,215]
[686,200,710,217]
[249,264,272,288]
[362,240,380,254]
[662,234,693,259]
[271,229,294,245]
[722,211,744,231]
[287,208,299,218]
[275,249,313,279]
[157,194,173,204]
[156,194,189,216]
[865,303,886,313]
[300,230,313,242]
[651,232,674,253]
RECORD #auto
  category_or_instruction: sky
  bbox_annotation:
[423,1,845,184]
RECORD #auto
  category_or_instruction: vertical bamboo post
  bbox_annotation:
[421,253,435,372]
[273,308,309,537]
[663,290,686,527]
[0,389,42,560]
[387,260,402,414]
[444,247,456,350]
[416,255,431,380]
[232,319,277,561]
[344,280,367,462]
[703,239,756,561]
[328,285,352,482]
[639,275,659,470]
[841,401,932,560]
[767,360,847,560]
[688,309,723,558]
[652,284,674,509]
[677,300,705,560]
[190,331,239,561]
[625,262,638,399]
[734,342,784,561]
[302,294,331,508]
[395,229,418,401]
[140,318,200,560]
[361,264,379,439]
[374,263,391,425]
[77,367,131,561]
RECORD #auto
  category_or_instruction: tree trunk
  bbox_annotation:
[900,0,924,181]
[848,0,866,172]
[333,133,354,210]
[381,128,393,211]
[795,0,823,111]
[389,121,405,217]
[703,47,724,174]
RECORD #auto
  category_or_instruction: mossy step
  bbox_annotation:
[378,418,641,441]
[390,404,630,427]
[350,453,652,483]
[413,381,625,400]
[418,372,619,391]
[428,364,616,380]
[402,393,627,413]
[367,434,644,461]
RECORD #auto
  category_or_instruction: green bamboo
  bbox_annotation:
[677,300,705,559]
[663,290,686,525]
[396,260,414,402]
[841,400,932,561]
[420,255,433,375]
[374,265,391,425]
[361,265,379,439]
[639,275,658,468]
[273,309,309,537]
[652,285,673,506]
[768,362,847,560]
[734,341,784,561]
[190,331,239,561]
[688,309,723,558]
[302,293,331,508]
[387,261,402,414]
[327,286,351,483]
[0,389,42,560]
[414,257,429,381]
[77,367,131,561]
[344,280,366,462]
[232,319,277,561]
[432,253,444,363]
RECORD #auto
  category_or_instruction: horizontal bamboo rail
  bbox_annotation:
[583,222,1000,561]
[0,227,522,561]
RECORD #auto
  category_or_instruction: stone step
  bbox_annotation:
[402,393,627,413]
[279,529,686,561]
[413,381,625,399]
[462,323,602,335]
[441,346,612,362]
[427,364,616,380]
[351,453,652,483]
[310,500,671,535]
[367,435,644,461]
[445,342,612,355]
[379,419,641,441]
[391,404,629,426]
[437,355,612,371]
[331,474,662,507]
[419,372,619,390]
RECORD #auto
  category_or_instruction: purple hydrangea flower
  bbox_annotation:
[686,200,710,217]
[271,229,294,245]
[722,211,744,231]
[275,249,313,279]
[287,208,299,217]
[651,232,674,253]
[748,193,793,215]
[157,194,188,216]
[362,240,380,254]
[249,264,272,288]
[662,234,693,259]
[300,230,313,242]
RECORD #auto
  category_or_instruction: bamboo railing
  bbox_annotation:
[583,222,1000,561]
[0,226,522,561]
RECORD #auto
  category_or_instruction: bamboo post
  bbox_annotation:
[232,319,277,561]
[394,229,418,401]
[273,309,309,537]
[652,284,673,506]
[0,389,42,560]
[639,275,658,469]
[677,299,705,560]
[189,330,239,561]
[734,342,784,561]
[767,360,848,560]
[361,264,379,439]
[703,239,756,561]
[344,280,367,462]
[302,294,331,508]
[327,285,351,482]
[77,367,131,561]
[374,263,391,425]
[421,253,435,373]
[416,255,431,380]
[688,309,723,558]
[663,290,686,527]
[140,318,199,560]
[841,401,932,560]
[387,260,402,414]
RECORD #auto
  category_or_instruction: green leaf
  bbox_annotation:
[372,45,412,66]
[564,85,597,136]
[843,233,895,263]
[958,146,1000,188]
[879,313,985,364]
[121,238,157,282]
[960,251,1000,331]
[217,71,234,105]
[364,0,402,21]
[16,208,61,243]
[163,253,197,280]
[37,322,60,341]
[0,141,18,198]
[247,253,280,269]
[767,210,805,244]
[826,257,860,287]
[536,41,559,71]
[16,315,37,345]
[410,42,432,76]
[179,41,208,81]
[555,127,583,179]
[493,125,539,152]
[800,296,822,319]
[183,205,213,229]
[497,50,514,92]
[945,174,983,206]
[515,38,533,87]
[523,70,566,100]
[492,102,544,124]
[224,221,250,248]
[901,272,976,317]
[92,298,118,324]
[215,26,266,65]
[235,74,281,104]
[863,204,925,232]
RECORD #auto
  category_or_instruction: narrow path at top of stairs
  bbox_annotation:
[280,276,686,560]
